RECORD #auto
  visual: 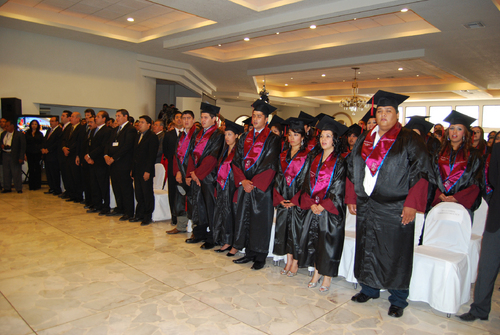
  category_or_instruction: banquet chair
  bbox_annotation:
[409,202,472,316]
[338,211,357,284]
[151,163,171,222]
[469,198,488,283]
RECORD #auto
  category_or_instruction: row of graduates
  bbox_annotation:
[171,90,488,315]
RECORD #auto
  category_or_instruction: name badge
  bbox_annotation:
[112,142,119,147]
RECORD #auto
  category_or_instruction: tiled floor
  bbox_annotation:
[1,185,499,334]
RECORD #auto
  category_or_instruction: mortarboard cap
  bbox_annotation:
[200,102,220,117]
[404,116,434,137]
[443,110,476,128]
[370,90,409,110]
[316,113,333,121]
[316,115,348,136]
[268,115,285,128]
[346,124,362,137]
[242,117,252,125]
[361,110,377,123]
[224,119,244,135]
[251,94,277,116]
[283,117,309,131]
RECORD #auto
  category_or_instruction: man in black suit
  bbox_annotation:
[104,109,136,221]
[42,116,63,195]
[85,111,112,215]
[1,120,26,193]
[58,110,73,199]
[131,115,159,226]
[81,109,96,208]
[163,110,184,226]
[62,112,86,202]
[152,120,165,164]
[459,142,500,322]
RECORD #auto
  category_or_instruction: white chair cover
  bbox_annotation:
[338,211,357,283]
[109,183,116,209]
[409,202,472,314]
[414,212,425,246]
[469,198,488,282]
[268,209,286,263]
[151,164,171,222]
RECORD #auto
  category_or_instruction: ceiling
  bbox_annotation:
[1,0,500,107]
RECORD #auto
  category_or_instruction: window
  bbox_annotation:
[429,106,452,127]
[482,106,500,129]
[405,107,426,125]
[455,105,479,127]
[398,106,403,124]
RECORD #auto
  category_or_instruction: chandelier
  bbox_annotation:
[339,67,368,115]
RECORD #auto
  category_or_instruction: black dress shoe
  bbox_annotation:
[185,237,206,244]
[59,193,69,198]
[351,292,378,303]
[227,251,237,257]
[44,190,54,194]
[17,190,23,194]
[84,205,93,209]
[77,199,85,204]
[119,215,131,221]
[200,242,215,250]
[66,198,75,202]
[106,210,123,216]
[458,312,488,321]
[388,305,404,318]
[52,192,62,196]
[1,189,12,193]
[98,209,110,216]
[86,208,99,213]
[140,219,151,226]
[129,217,143,222]
[214,246,231,253]
[251,260,266,270]
[233,255,255,264]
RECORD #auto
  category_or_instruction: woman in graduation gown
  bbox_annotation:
[430,110,483,213]
[298,116,347,292]
[212,120,243,256]
[273,118,311,276]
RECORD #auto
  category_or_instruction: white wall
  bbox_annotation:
[177,97,252,122]
[0,27,156,120]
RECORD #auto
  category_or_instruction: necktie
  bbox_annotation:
[48,128,54,139]
[69,125,74,137]
[138,133,143,144]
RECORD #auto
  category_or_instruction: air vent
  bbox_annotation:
[39,107,51,115]
[463,21,485,29]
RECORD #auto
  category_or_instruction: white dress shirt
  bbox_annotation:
[363,125,382,196]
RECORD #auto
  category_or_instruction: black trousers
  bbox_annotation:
[45,158,61,193]
[133,173,154,220]
[27,153,42,190]
[90,164,110,211]
[191,180,216,243]
[59,155,70,194]
[66,156,82,200]
[167,170,178,224]
[81,161,92,205]
[110,166,134,217]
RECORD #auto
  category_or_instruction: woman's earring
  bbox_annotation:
[463,136,465,141]
[447,136,450,141]
[301,139,304,146]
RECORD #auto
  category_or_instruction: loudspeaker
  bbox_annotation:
[1,97,22,122]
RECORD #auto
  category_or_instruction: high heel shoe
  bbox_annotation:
[286,270,297,277]
[280,269,288,275]
[226,251,237,257]
[308,276,322,288]
[319,285,330,293]
[214,245,232,253]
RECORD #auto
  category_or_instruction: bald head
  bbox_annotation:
[70,112,81,125]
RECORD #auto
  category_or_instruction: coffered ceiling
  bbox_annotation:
[1,0,500,106]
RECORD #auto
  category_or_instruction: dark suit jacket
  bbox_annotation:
[88,125,112,167]
[65,123,86,159]
[43,126,62,162]
[156,131,165,164]
[59,123,72,161]
[104,122,136,171]
[1,130,26,164]
[163,128,180,176]
[133,130,158,178]
[486,143,500,233]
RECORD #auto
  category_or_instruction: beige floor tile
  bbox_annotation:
[0,293,34,335]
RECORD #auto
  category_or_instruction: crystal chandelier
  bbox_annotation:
[339,67,367,115]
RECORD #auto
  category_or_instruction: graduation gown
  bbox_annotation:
[346,125,434,290]
[272,147,310,258]
[232,126,281,254]
[431,146,483,211]
[298,152,346,277]
[213,144,238,245]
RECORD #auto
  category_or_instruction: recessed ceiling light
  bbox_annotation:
[127,17,134,22]
[343,80,345,82]
[310,25,316,29]
[276,32,279,34]
[353,18,357,20]
[285,84,288,86]
[262,80,265,82]
[358,71,361,74]
[401,8,408,12]
[321,74,326,77]
[398,67,403,71]
[218,44,221,47]
[244,37,250,41]
[416,74,419,77]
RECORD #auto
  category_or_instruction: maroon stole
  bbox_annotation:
[362,122,401,176]
[192,124,217,166]
[485,154,492,194]
[309,151,337,204]
[243,126,271,171]
[217,147,235,190]
[280,148,309,187]
[307,136,317,151]
[438,146,468,193]
[176,127,196,166]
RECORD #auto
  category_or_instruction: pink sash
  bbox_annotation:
[309,151,337,203]
[362,123,401,176]
[192,124,217,166]
[217,147,235,190]
[280,149,309,187]
[485,154,492,194]
[438,146,468,193]
[307,136,317,151]
[243,126,271,171]
[176,127,196,165]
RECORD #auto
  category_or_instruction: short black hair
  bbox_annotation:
[156,119,165,128]
[140,115,152,124]
[62,110,72,118]
[51,115,59,122]
[128,116,135,124]
[84,108,96,117]
[98,110,110,122]
[182,110,195,119]
[116,109,129,117]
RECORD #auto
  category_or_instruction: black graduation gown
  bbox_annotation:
[173,127,198,219]
[431,147,483,211]
[298,153,346,277]
[232,129,281,254]
[273,148,310,258]
[213,144,238,246]
[347,127,435,290]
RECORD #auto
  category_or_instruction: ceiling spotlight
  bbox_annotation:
[310,25,316,29]
[276,32,279,34]
[244,37,250,41]
[353,18,357,20]
[416,74,419,77]
[377,77,380,79]
[401,8,408,12]
[285,84,288,86]
[218,44,221,47]
[321,74,326,77]
[290,77,293,79]
[398,67,403,71]
[127,17,134,22]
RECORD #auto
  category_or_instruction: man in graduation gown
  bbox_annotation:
[405,116,441,157]
[185,103,224,248]
[232,94,281,270]
[346,90,435,318]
